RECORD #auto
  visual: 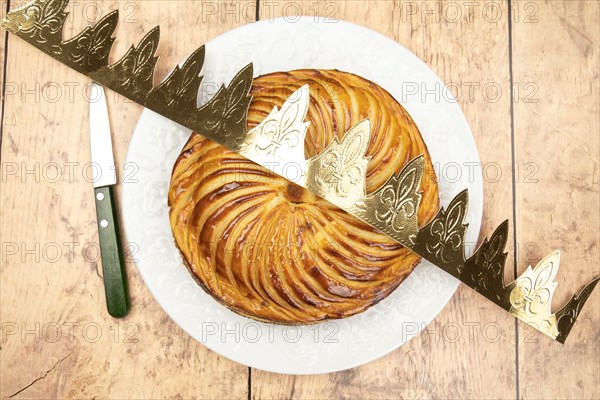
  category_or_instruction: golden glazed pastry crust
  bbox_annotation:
[168,69,440,324]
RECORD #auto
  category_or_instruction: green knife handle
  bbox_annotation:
[94,186,130,317]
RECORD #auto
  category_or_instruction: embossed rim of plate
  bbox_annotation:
[122,17,483,374]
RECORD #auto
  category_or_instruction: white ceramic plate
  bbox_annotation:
[122,17,483,374]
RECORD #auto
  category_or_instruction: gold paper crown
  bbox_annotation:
[3,0,598,343]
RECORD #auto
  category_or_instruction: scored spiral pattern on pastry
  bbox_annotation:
[169,69,440,323]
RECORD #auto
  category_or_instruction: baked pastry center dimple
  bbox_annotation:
[168,69,440,324]
[283,182,315,204]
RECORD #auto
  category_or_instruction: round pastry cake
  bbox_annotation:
[168,70,440,324]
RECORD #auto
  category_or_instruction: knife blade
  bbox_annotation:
[90,82,130,318]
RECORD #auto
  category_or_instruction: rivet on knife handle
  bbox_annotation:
[94,185,130,317]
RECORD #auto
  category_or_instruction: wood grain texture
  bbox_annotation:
[253,1,516,398]
[511,1,600,399]
[0,1,255,398]
[0,0,6,129]
[0,16,4,100]
[0,1,598,399]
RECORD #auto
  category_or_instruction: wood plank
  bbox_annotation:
[512,1,600,399]
[1,3,7,132]
[0,1,255,398]
[252,1,516,398]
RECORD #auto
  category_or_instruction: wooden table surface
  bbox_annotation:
[1,1,598,399]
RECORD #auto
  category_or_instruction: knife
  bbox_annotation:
[90,82,130,318]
